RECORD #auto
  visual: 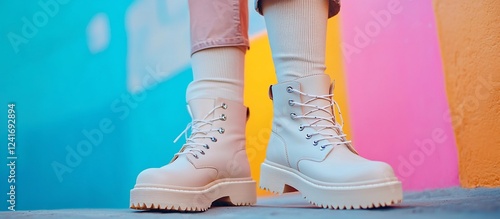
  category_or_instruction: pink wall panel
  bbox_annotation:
[340,0,459,190]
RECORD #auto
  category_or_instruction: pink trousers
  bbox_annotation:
[188,0,341,54]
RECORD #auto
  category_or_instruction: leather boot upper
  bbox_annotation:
[266,74,398,184]
[135,98,251,188]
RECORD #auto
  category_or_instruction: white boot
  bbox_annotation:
[130,98,256,211]
[260,74,403,209]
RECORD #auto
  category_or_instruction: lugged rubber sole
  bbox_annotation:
[130,179,256,212]
[259,161,403,209]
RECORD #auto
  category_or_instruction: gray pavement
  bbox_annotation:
[2,187,499,219]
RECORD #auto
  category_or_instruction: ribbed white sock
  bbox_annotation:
[186,47,245,103]
[262,0,329,82]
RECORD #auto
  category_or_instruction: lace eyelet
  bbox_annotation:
[211,137,217,142]
[320,145,326,151]
[200,150,205,155]
[286,86,293,93]
[204,144,210,149]
[218,127,225,134]
[193,154,199,159]
[290,113,297,119]
[220,114,227,121]
[298,125,304,131]
[313,141,318,146]
[221,103,227,109]
[305,134,312,139]
[288,100,295,106]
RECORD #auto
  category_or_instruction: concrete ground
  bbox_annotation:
[2,187,499,219]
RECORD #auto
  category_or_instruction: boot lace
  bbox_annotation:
[173,103,227,158]
[287,86,351,150]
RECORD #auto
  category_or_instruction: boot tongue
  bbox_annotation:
[297,74,332,97]
[296,74,339,137]
[187,98,216,120]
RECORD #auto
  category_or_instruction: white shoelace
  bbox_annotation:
[173,103,226,158]
[287,86,351,150]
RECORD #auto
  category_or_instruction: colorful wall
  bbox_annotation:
[0,0,498,211]
[433,0,500,187]
[340,0,460,190]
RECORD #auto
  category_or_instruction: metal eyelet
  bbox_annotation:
[221,103,228,109]
[200,150,205,155]
[218,127,225,134]
[288,100,295,106]
[193,154,199,159]
[305,134,312,139]
[204,144,210,149]
[211,137,217,142]
[286,86,293,93]
[313,141,318,146]
[320,145,326,151]
[220,114,227,121]
[290,113,297,119]
[299,125,304,131]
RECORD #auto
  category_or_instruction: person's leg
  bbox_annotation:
[187,0,249,103]
[131,0,256,212]
[262,0,329,82]
[257,0,403,209]
[187,47,245,103]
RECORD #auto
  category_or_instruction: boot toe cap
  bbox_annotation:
[135,167,166,185]
[134,164,218,188]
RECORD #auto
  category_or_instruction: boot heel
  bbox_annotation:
[225,181,257,206]
[259,162,288,194]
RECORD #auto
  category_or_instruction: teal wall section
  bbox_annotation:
[0,0,266,211]
[0,0,193,210]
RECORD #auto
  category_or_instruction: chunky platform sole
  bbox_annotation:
[259,161,403,209]
[130,179,256,211]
